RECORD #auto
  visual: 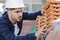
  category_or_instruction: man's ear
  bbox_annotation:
[7,10,12,14]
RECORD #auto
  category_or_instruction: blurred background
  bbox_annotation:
[0,0,43,15]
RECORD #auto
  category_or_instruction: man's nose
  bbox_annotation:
[18,13,22,16]
[19,13,22,17]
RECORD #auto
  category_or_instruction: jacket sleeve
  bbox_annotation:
[22,33,36,40]
[23,10,42,20]
[0,24,36,40]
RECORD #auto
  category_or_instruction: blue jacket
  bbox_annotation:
[0,11,41,40]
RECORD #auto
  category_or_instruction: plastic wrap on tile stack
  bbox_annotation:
[35,15,48,31]
[36,0,60,31]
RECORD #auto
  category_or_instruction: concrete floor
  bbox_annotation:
[20,20,35,36]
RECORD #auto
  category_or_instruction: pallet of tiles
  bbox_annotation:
[35,0,60,32]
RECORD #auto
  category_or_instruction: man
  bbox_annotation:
[0,0,47,40]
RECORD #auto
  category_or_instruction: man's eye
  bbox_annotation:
[16,11,20,13]
[16,11,22,13]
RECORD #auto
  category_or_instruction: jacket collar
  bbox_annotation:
[2,12,22,33]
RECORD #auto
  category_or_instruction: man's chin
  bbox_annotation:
[17,19,22,22]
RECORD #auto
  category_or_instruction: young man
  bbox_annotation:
[0,0,47,40]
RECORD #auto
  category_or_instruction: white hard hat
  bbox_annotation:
[5,0,26,8]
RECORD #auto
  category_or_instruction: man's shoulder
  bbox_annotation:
[0,17,8,24]
[0,12,8,24]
